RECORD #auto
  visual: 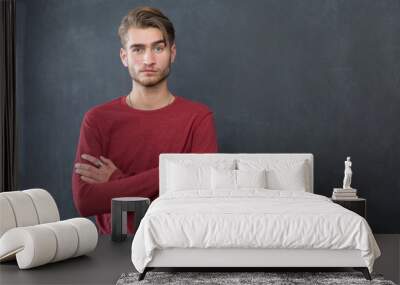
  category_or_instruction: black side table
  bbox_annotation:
[111,197,150,242]
[331,198,366,219]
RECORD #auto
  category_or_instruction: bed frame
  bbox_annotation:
[138,154,371,280]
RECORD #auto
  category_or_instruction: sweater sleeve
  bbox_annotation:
[72,112,158,217]
[191,111,218,153]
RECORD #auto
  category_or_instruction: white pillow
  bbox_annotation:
[167,163,210,191]
[211,168,267,190]
[237,169,267,188]
[238,159,308,191]
[166,160,235,192]
[211,168,236,189]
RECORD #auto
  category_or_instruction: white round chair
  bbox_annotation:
[0,189,98,269]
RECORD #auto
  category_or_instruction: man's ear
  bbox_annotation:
[120,47,128,67]
[170,43,176,64]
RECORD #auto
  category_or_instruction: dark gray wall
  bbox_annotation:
[16,0,400,233]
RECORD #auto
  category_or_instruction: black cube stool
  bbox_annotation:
[111,197,150,242]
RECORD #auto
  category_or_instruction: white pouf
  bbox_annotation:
[0,218,98,269]
[0,189,98,269]
[0,189,60,237]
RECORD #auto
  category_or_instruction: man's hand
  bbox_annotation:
[75,154,118,184]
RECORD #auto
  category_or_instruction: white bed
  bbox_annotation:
[131,154,380,280]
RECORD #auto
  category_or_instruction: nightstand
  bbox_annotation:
[331,198,366,219]
[111,197,150,242]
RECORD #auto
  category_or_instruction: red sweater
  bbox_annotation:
[72,96,218,234]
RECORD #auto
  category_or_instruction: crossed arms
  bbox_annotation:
[72,111,218,217]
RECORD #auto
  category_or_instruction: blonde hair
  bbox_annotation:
[118,6,175,48]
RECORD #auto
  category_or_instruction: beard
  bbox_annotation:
[129,63,171,88]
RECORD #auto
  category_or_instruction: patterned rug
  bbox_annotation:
[116,271,396,285]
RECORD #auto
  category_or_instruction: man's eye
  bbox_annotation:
[154,46,164,53]
[132,48,143,53]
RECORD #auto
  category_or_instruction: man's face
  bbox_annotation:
[120,27,176,87]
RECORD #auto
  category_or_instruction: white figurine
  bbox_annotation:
[342,156,352,189]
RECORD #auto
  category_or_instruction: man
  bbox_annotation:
[72,7,218,234]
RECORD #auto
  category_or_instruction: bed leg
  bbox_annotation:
[354,267,371,280]
[138,268,148,281]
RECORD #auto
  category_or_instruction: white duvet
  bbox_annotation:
[131,190,380,273]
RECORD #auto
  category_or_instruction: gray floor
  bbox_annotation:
[0,234,399,285]
[374,234,400,284]
[0,236,134,285]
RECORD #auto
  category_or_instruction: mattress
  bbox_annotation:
[131,190,380,273]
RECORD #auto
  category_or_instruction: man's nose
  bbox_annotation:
[143,50,156,65]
